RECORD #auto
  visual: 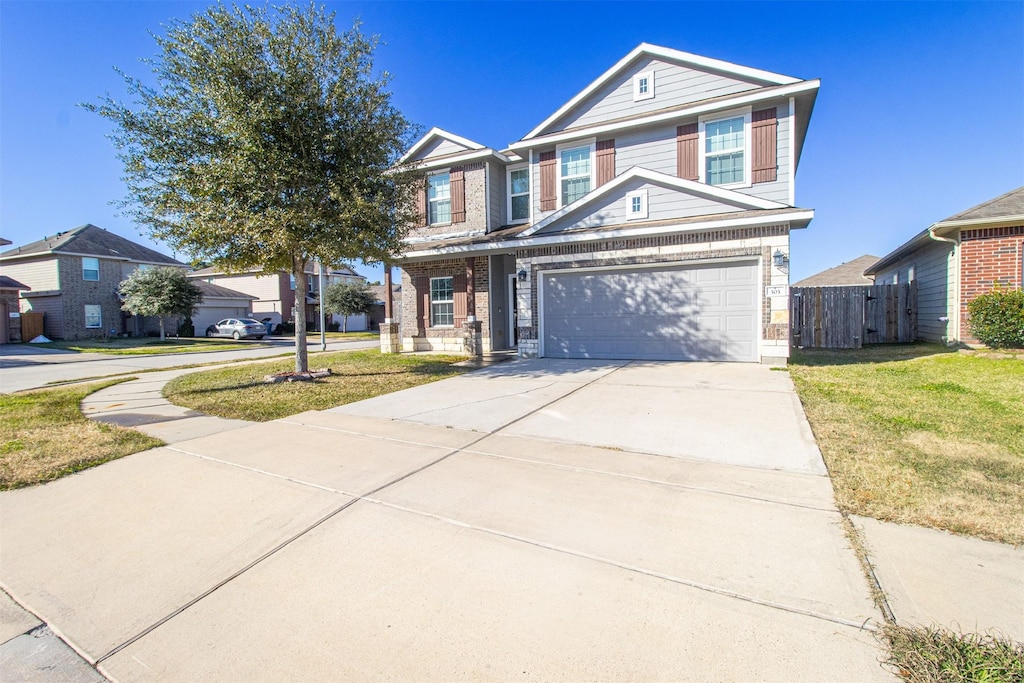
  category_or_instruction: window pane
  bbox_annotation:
[431,303,454,326]
[83,257,99,281]
[430,277,453,302]
[428,173,450,200]
[84,305,102,328]
[429,199,451,224]
[511,195,529,221]
[510,169,529,195]
[631,196,642,213]
[707,152,744,185]
[560,147,590,177]
[562,177,590,205]
[638,77,648,94]
[706,117,744,153]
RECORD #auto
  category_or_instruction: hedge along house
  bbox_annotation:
[864,186,1024,345]
[394,44,819,363]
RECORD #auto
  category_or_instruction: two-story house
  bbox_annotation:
[0,224,187,340]
[394,44,819,363]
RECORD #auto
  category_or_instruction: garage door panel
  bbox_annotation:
[542,262,758,362]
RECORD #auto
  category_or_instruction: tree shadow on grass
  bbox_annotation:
[791,342,959,367]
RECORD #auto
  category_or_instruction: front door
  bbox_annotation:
[507,274,518,347]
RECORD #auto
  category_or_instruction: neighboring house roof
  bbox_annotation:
[793,255,879,287]
[0,238,11,247]
[189,264,365,278]
[865,186,1024,275]
[0,275,30,290]
[0,224,183,266]
[369,284,401,304]
[192,279,257,300]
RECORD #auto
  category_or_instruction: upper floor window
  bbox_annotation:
[633,71,655,102]
[430,276,454,326]
[626,190,648,221]
[82,257,99,281]
[428,172,451,224]
[508,166,530,223]
[559,143,593,206]
[84,304,102,329]
[704,115,746,186]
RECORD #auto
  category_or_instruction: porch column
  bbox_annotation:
[462,257,482,357]
[465,257,476,320]
[379,262,400,354]
[383,263,393,323]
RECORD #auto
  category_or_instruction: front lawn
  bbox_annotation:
[0,380,163,489]
[31,337,258,355]
[788,343,1024,546]
[164,350,471,421]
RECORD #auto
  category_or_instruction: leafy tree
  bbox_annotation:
[86,3,419,371]
[118,267,203,341]
[323,280,376,332]
[967,286,1024,348]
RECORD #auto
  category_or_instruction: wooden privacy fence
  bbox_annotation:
[790,282,917,349]
[20,311,44,342]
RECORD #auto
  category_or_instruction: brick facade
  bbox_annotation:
[958,226,1024,343]
[401,256,491,353]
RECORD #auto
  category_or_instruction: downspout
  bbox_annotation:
[928,226,960,345]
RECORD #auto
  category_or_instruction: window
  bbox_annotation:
[626,190,648,221]
[700,110,751,187]
[558,143,593,207]
[84,304,102,329]
[82,257,99,281]
[633,70,655,102]
[289,274,296,290]
[428,172,451,224]
[907,265,915,283]
[430,277,454,326]
[508,166,530,223]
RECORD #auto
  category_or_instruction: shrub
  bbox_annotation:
[967,287,1024,349]
[277,321,295,335]
[178,316,195,337]
[328,321,340,332]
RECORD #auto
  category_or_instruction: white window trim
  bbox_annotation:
[429,276,454,328]
[84,304,102,329]
[82,256,99,282]
[698,106,752,189]
[633,70,655,102]
[625,189,648,221]
[427,170,452,226]
[507,164,530,225]
[555,138,596,209]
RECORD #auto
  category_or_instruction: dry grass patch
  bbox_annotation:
[0,380,163,489]
[789,344,1024,545]
[164,350,472,421]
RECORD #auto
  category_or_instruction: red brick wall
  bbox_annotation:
[958,226,1023,342]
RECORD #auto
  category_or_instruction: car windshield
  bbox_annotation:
[240,319,262,325]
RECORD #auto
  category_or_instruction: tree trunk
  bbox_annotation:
[343,315,348,333]
[293,257,309,373]
[158,316,166,341]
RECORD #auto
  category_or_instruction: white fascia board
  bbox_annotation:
[520,43,801,142]
[510,80,819,152]
[399,126,487,164]
[520,167,786,237]
[400,210,814,261]
[411,148,509,172]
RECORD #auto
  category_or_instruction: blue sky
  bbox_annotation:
[1,1,1022,284]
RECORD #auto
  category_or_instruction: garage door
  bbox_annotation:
[541,261,759,362]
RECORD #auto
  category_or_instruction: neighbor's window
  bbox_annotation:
[428,172,451,225]
[84,304,102,329]
[82,257,99,282]
[430,277,454,326]
[509,167,530,223]
[704,115,746,186]
[559,144,592,206]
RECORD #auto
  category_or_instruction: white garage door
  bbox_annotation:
[541,261,759,362]
[192,306,251,336]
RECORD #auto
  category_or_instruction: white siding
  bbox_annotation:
[488,161,504,229]
[0,258,60,291]
[415,137,472,161]
[874,241,956,343]
[204,273,283,302]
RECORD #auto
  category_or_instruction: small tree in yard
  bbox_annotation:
[967,286,1024,349]
[86,4,419,372]
[323,280,376,332]
[119,267,203,341]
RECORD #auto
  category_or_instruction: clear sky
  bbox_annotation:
[1,1,1022,284]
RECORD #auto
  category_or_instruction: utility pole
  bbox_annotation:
[318,260,327,351]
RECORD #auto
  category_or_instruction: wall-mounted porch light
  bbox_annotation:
[772,250,789,269]
[518,269,528,282]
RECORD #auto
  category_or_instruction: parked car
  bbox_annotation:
[205,318,266,340]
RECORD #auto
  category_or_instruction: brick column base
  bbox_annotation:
[379,322,400,354]
[462,320,482,357]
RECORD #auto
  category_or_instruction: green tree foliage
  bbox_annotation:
[323,280,377,332]
[86,4,419,371]
[967,286,1024,349]
[118,267,203,341]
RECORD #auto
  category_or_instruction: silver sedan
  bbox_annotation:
[205,318,266,340]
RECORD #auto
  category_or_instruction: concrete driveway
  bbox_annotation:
[0,360,894,681]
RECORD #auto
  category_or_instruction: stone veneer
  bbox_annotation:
[407,163,488,241]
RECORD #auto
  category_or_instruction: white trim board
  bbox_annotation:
[400,127,487,163]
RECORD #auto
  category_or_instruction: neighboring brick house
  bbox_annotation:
[395,44,819,363]
[0,225,186,340]
[188,263,368,331]
[792,255,879,287]
[865,186,1024,345]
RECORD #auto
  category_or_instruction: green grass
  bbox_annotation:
[883,624,1024,683]
[788,343,1024,545]
[32,337,258,355]
[0,380,163,489]
[164,350,471,421]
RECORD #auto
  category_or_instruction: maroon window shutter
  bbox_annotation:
[539,151,557,211]
[450,167,466,223]
[596,139,615,186]
[452,273,468,327]
[751,108,778,184]
[415,179,427,227]
[676,123,699,181]
[414,276,429,331]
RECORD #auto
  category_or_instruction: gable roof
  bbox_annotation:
[520,167,788,237]
[0,224,183,266]
[938,186,1024,225]
[399,127,487,164]
[192,279,257,300]
[521,43,801,142]
[793,255,879,287]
